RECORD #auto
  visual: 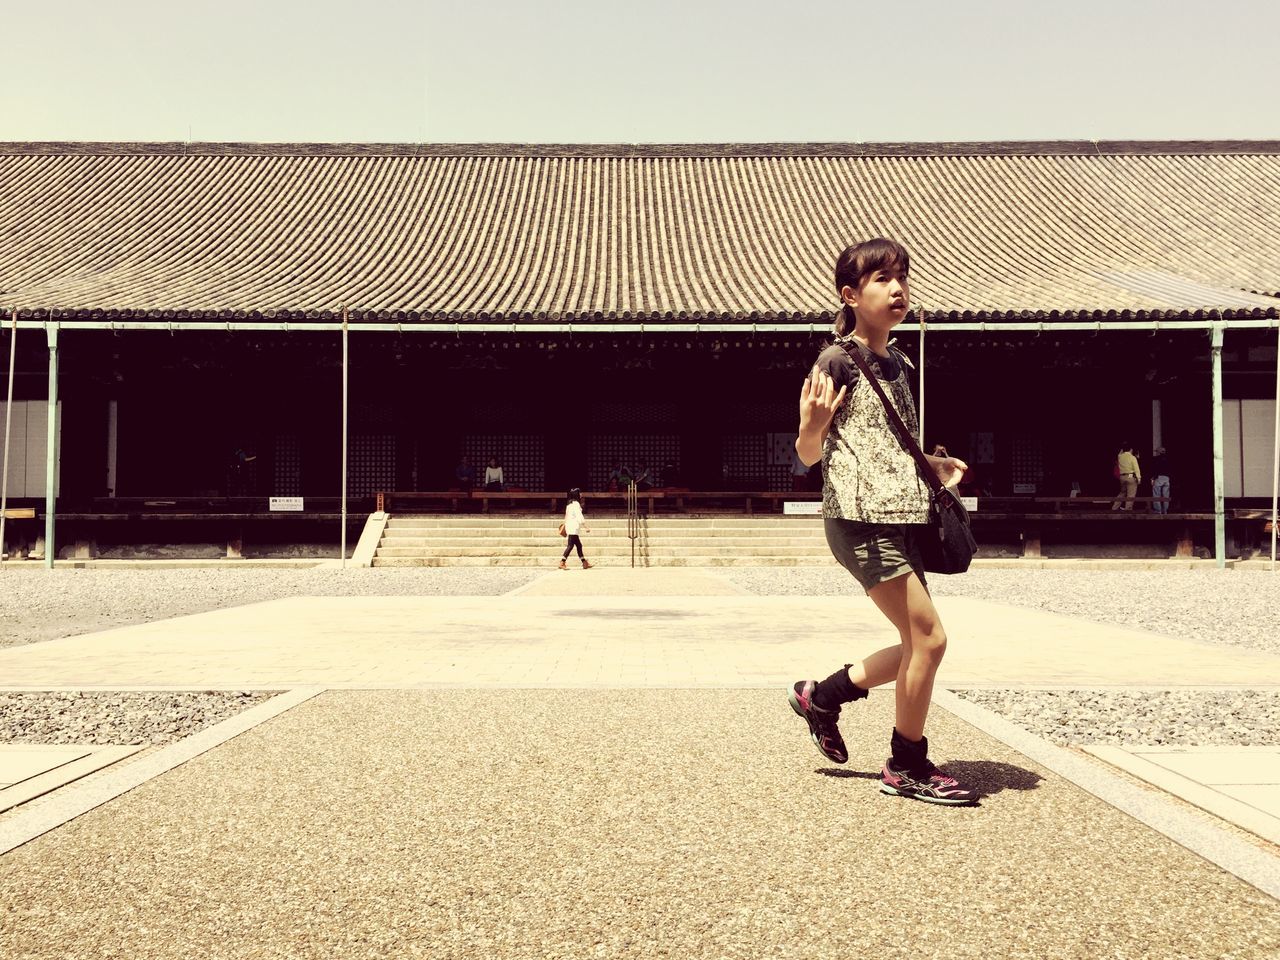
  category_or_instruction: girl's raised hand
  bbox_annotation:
[799,370,847,434]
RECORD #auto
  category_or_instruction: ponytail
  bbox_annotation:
[833,303,856,337]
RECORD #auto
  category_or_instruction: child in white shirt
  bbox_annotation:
[559,487,593,570]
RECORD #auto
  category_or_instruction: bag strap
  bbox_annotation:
[837,340,943,496]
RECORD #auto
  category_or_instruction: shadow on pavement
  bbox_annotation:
[938,759,1044,795]
[814,760,1044,797]
[815,768,880,780]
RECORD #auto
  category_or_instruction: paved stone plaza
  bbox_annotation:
[0,567,1278,958]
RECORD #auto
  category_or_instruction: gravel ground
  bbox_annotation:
[0,567,543,649]
[0,691,279,745]
[951,688,1280,747]
[722,567,1280,656]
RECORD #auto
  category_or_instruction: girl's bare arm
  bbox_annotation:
[796,370,846,466]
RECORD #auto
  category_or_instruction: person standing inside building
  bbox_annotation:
[1150,446,1171,514]
[1112,443,1141,511]
[559,487,593,570]
[786,238,980,806]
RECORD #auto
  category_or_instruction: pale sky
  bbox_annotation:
[2,0,1277,143]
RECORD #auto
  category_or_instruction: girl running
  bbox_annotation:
[787,238,979,806]
[559,487,593,570]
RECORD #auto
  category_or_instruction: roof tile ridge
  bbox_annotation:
[6,141,1280,158]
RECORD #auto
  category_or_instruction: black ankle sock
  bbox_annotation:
[812,664,869,711]
[891,728,929,767]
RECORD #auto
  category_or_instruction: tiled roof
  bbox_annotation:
[1,142,1278,323]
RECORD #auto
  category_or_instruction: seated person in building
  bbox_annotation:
[633,460,654,491]
[607,459,632,492]
[454,456,475,491]
[484,457,505,492]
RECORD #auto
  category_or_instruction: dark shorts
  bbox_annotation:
[824,518,928,594]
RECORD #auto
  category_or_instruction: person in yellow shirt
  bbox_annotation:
[1111,443,1142,511]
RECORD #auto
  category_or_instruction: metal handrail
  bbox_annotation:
[626,481,639,568]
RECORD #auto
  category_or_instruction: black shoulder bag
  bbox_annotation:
[838,342,977,575]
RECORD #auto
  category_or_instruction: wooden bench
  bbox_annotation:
[960,496,1209,557]
[379,490,668,514]
[971,512,1211,558]
[25,498,361,559]
[658,490,821,514]
[378,489,830,515]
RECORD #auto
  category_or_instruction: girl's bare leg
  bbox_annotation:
[845,644,903,689]
[865,571,947,741]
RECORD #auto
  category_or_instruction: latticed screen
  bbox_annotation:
[1010,435,1045,486]
[465,435,545,490]
[348,435,396,496]
[725,396,794,492]
[722,435,789,490]
[588,435,681,490]
[273,434,301,496]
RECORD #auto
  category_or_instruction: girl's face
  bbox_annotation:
[843,265,910,328]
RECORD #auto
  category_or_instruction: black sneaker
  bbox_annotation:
[880,757,979,806]
[788,680,848,764]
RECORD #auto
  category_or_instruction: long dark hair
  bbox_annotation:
[832,238,911,337]
[567,487,581,504]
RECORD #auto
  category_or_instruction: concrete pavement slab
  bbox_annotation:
[1221,785,1280,811]
[1084,745,1280,846]
[0,594,1277,690]
[0,746,92,787]
[0,746,144,815]
[1,689,1276,960]
[1145,749,1280,784]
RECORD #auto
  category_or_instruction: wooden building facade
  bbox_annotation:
[1,141,1278,551]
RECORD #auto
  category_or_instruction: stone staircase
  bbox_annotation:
[372,516,836,567]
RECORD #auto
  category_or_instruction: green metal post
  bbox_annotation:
[1211,323,1225,568]
[45,323,59,570]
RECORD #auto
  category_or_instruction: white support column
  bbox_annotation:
[44,323,59,570]
[1210,323,1225,568]
[917,309,925,444]
[0,309,16,561]
[1271,320,1279,572]
[341,308,349,568]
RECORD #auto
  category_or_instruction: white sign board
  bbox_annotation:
[1012,483,1037,494]
[783,501,822,515]
[269,497,304,512]
[960,497,978,511]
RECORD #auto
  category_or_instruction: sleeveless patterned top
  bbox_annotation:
[818,336,931,524]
